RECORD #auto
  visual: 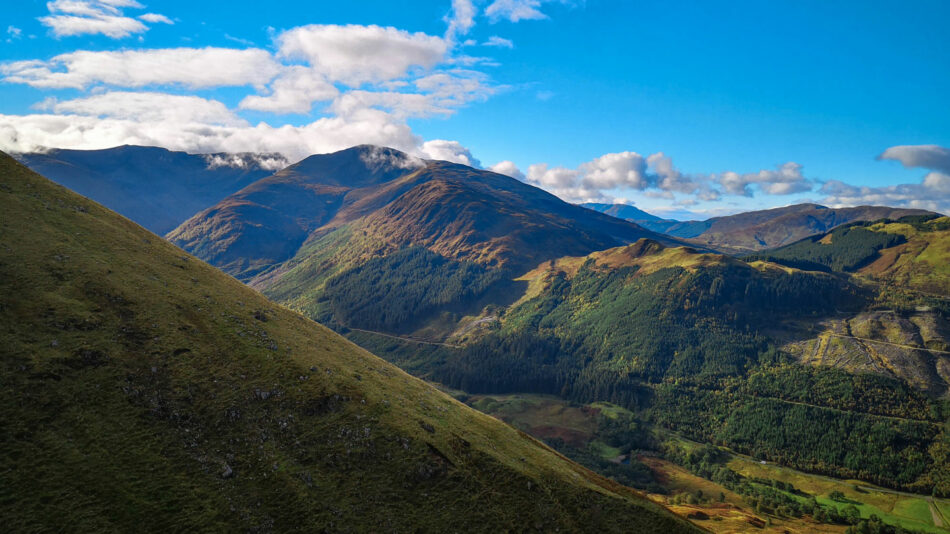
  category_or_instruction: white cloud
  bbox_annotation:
[203,153,289,171]
[820,176,949,214]
[420,139,480,167]
[276,24,448,86]
[878,144,950,174]
[239,66,338,114]
[0,107,422,163]
[485,0,549,22]
[489,160,525,180]
[48,91,245,126]
[923,171,950,194]
[483,36,514,48]
[39,0,171,39]
[7,26,22,40]
[579,151,649,190]
[445,0,476,42]
[138,13,173,24]
[1,47,281,89]
[716,162,812,196]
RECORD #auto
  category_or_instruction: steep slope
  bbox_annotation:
[0,152,696,533]
[15,145,283,234]
[586,202,936,253]
[170,146,682,280]
[167,145,424,278]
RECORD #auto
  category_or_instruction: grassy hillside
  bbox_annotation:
[0,152,696,533]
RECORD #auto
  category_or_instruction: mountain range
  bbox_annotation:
[584,202,935,252]
[0,151,694,532]
[8,143,950,532]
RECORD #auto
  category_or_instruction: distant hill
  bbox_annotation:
[170,146,684,280]
[0,152,695,533]
[584,202,936,253]
[583,202,667,222]
[15,145,284,234]
[168,146,687,334]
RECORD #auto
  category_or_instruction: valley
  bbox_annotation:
[8,144,950,532]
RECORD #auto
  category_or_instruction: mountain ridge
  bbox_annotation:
[169,146,687,281]
[15,145,284,234]
[584,202,938,252]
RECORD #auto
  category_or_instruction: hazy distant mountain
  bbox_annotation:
[15,145,285,234]
[0,151,695,533]
[584,202,936,252]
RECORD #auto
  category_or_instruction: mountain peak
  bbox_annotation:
[277,145,424,188]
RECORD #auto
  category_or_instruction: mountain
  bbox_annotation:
[747,215,950,394]
[15,145,285,234]
[353,234,950,497]
[169,146,688,334]
[0,152,695,532]
[583,202,667,222]
[584,202,937,253]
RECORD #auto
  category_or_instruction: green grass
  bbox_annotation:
[0,153,696,533]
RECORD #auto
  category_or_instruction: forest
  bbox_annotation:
[322,247,506,331]
[745,222,906,272]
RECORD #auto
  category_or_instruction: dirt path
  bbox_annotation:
[931,498,945,528]
[347,327,461,348]
[826,332,950,355]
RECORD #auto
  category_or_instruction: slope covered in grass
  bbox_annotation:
[0,152,695,533]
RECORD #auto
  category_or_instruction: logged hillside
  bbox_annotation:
[0,153,696,533]
[748,215,950,297]
[585,203,936,253]
[16,145,281,234]
[349,239,950,496]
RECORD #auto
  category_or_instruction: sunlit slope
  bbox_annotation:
[0,153,696,533]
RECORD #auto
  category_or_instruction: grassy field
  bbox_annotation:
[462,391,950,533]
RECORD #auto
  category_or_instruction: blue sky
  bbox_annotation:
[1,0,948,217]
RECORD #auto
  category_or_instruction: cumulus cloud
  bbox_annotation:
[0,47,280,89]
[445,0,476,42]
[878,144,950,175]
[0,107,422,163]
[579,151,649,190]
[489,160,525,180]
[138,13,173,24]
[420,139,481,167]
[239,66,338,114]
[39,0,171,39]
[483,36,514,48]
[510,151,816,204]
[485,0,550,22]
[819,144,950,214]
[47,91,246,126]
[716,162,812,196]
[820,177,949,214]
[277,24,448,86]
